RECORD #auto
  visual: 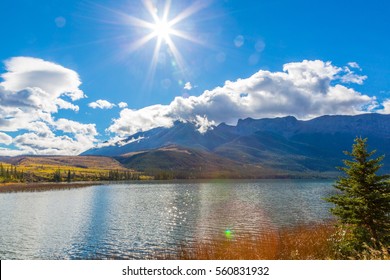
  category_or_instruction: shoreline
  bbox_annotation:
[0,181,103,193]
[0,178,336,193]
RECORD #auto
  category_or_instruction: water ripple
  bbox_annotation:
[0,179,334,259]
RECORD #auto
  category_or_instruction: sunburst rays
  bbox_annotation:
[124,0,208,83]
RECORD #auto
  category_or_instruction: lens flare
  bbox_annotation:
[225,229,233,239]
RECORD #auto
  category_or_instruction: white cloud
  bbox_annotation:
[1,57,85,100]
[0,132,12,145]
[0,57,97,155]
[108,105,174,136]
[347,62,362,70]
[184,82,193,90]
[56,98,80,111]
[378,99,390,114]
[88,99,116,109]
[27,121,53,136]
[96,135,145,148]
[194,115,216,134]
[0,147,26,157]
[0,57,85,132]
[108,60,378,137]
[55,118,97,136]
[118,102,128,108]
[12,132,93,156]
[340,66,367,85]
[0,118,98,156]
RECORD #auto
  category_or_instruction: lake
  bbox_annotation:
[0,179,335,259]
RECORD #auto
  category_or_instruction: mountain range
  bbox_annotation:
[82,113,390,178]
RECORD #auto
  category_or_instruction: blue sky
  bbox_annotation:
[0,0,390,155]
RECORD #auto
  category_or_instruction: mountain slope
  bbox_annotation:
[117,145,280,179]
[82,113,390,176]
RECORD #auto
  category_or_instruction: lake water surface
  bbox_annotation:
[0,180,335,259]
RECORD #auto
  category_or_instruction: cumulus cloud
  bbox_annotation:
[0,132,12,145]
[0,57,85,131]
[12,132,94,155]
[108,105,174,136]
[184,82,193,90]
[55,118,97,136]
[108,60,378,136]
[0,57,97,155]
[118,102,128,108]
[378,99,390,114]
[0,118,97,156]
[88,99,116,109]
[194,115,216,134]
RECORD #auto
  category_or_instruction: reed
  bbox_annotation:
[171,223,337,260]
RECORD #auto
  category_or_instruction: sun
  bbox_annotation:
[152,18,173,42]
[117,0,208,85]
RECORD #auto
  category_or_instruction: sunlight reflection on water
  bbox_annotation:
[0,179,334,259]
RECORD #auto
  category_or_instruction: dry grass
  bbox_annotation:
[276,224,336,259]
[170,224,337,260]
[166,224,389,260]
[356,245,390,260]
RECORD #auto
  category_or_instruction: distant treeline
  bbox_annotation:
[0,163,24,182]
[0,163,325,183]
[147,169,305,180]
[51,169,143,182]
[0,163,144,183]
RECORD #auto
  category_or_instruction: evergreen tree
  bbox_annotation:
[53,169,62,182]
[5,168,10,180]
[67,170,71,183]
[326,137,390,256]
[0,163,4,178]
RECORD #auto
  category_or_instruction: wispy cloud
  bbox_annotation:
[108,60,377,136]
[340,65,367,85]
[347,62,362,70]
